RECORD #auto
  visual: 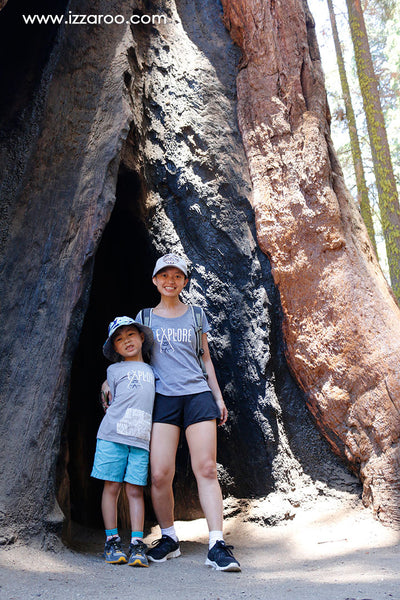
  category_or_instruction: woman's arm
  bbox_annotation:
[202,333,228,426]
[100,380,112,412]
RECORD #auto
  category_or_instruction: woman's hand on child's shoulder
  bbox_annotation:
[100,380,112,412]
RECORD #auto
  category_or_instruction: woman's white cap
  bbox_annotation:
[152,253,188,277]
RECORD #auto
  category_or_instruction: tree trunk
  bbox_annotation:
[0,0,135,540]
[327,0,376,254]
[1,0,355,542]
[221,0,400,527]
[1,0,400,542]
[346,0,400,300]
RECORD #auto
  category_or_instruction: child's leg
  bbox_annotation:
[101,480,127,564]
[102,480,122,532]
[125,483,145,539]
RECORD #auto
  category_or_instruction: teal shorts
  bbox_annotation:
[91,439,149,485]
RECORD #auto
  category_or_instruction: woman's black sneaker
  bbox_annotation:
[205,540,241,571]
[147,534,181,562]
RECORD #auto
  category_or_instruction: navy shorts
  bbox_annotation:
[153,391,220,429]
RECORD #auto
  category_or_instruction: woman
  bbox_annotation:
[104,252,240,571]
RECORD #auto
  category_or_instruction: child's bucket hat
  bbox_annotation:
[103,316,154,362]
[152,253,188,277]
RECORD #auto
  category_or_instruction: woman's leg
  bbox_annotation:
[185,420,223,532]
[125,483,145,533]
[150,422,180,528]
[101,480,122,530]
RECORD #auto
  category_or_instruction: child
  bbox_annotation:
[136,253,240,571]
[91,316,155,566]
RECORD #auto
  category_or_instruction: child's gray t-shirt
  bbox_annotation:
[136,307,211,396]
[97,361,155,451]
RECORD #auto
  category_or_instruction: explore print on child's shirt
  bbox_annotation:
[127,368,153,389]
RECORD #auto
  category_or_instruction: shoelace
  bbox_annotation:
[216,542,235,557]
[151,535,169,547]
[131,541,147,552]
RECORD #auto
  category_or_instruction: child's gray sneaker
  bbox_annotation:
[128,540,149,567]
[205,540,241,571]
[147,534,181,562]
[103,536,127,564]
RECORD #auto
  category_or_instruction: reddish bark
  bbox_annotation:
[221,0,400,527]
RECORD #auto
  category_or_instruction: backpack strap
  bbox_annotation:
[140,307,152,327]
[190,304,208,379]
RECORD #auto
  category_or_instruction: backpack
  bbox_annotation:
[139,305,208,378]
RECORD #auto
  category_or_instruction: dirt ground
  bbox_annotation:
[1,494,399,600]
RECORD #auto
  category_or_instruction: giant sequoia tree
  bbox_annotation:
[220,0,400,527]
[0,0,400,544]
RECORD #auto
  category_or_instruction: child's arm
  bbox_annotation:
[100,379,112,412]
[202,333,228,426]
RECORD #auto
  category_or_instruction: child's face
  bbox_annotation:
[112,325,144,361]
[152,267,188,297]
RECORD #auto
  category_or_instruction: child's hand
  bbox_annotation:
[100,380,112,412]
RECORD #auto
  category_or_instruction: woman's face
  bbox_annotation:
[152,267,188,297]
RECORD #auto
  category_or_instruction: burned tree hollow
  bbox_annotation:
[64,165,158,530]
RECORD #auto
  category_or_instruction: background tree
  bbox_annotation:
[326,0,376,252]
[345,0,400,301]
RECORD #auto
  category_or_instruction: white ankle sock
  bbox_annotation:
[209,530,224,549]
[161,525,178,542]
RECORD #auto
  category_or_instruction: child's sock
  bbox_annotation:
[105,528,119,541]
[161,525,178,542]
[131,531,144,544]
[209,530,224,549]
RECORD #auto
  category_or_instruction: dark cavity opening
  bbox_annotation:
[64,165,158,531]
[0,0,68,129]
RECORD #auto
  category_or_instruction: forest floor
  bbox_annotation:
[1,492,400,600]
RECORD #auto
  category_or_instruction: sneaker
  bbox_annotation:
[147,534,181,563]
[128,540,149,567]
[103,536,127,564]
[205,540,241,572]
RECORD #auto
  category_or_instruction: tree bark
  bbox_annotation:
[221,0,400,527]
[1,0,353,541]
[346,0,400,300]
[327,0,376,253]
[0,0,134,540]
